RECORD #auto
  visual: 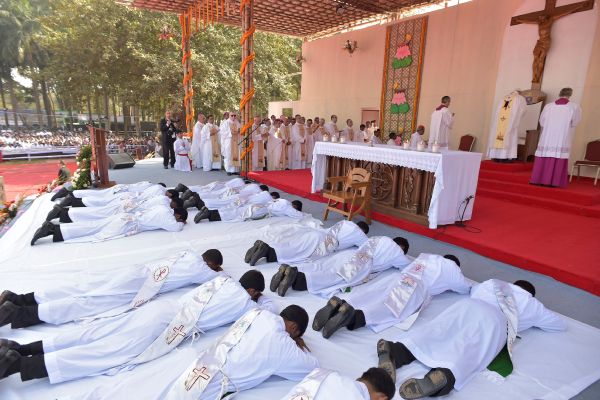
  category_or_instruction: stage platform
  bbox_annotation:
[248,161,600,296]
[1,190,599,399]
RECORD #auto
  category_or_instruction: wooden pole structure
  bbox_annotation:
[239,0,256,176]
[180,9,194,136]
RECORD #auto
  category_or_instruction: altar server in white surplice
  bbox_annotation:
[311,254,471,338]
[190,113,205,168]
[270,236,411,299]
[267,119,284,170]
[246,219,370,267]
[281,367,396,400]
[174,132,192,172]
[487,91,527,160]
[194,198,306,224]
[200,115,221,172]
[30,205,187,245]
[0,271,278,384]
[377,279,566,398]
[0,249,223,329]
[428,95,454,150]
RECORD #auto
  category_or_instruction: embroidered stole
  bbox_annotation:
[230,123,241,167]
[129,251,187,309]
[210,125,221,162]
[129,275,230,366]
[310,222,342,259]
[254,125,265,168]
[286,368,333,399]
[166,308,263,400]
[494,94,515,149]
[299,125,307,161]
[383,262,426,318]
[336,238,380,283]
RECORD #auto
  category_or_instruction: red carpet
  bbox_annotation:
[0,159,77,201]
[249,164,600,296]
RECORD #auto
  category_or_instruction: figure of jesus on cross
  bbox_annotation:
[511,0,594,89]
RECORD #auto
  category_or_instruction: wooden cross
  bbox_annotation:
[511,0,594,89]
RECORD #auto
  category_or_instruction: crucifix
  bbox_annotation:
[511,0,594,96]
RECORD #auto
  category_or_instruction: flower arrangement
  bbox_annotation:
[71,145,93,190]
[0,194,24,226]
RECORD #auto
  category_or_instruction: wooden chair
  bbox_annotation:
[458,135,476,151]
[323,167,372,224]
[570,140,600,186]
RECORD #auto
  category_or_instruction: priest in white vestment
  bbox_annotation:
[173,132,192,172]
[487,91,526,161]
[190,113,205,168]
[356,124,368,143]
[0,249,224,328]
[250,117,266,171]
[247,219,369,266]
[201,183,263,209]
[281,367,395,400]
[290,116,306,169]
[270,236,411,299]
[341,119,356,142]
[72,306,318,399]
[51,181,153,203]
[0,272,280,384]
[410,125,425,149]
[267,119,284,170]
[311,254,470,338]
[221,113,241,175]
[218,111,230,162]
[324,115,339,140]
[428,96,454,150]
[58,183,169,209]
[200,115,221,172]
[531,88,582,187]
[30,204,187,245]
[305,118,315,165]
[377,279,566,398]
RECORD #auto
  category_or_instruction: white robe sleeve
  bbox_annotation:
[274,336,320,381]
[521,297,567,333]
[571,104,582,128]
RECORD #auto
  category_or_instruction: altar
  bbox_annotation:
[311,142,482,229]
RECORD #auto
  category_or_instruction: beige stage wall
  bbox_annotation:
[274,0,599,170]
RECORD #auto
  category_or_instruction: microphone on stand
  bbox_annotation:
[455,194,475,227]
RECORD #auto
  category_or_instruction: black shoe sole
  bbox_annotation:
[312,297,343,331]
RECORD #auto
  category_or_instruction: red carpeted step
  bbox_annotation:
[480,160,533,172]
[476,188,600,218]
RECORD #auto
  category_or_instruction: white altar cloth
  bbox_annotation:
[311,142,482,228]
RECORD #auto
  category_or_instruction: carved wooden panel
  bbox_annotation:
[325,155,434,225]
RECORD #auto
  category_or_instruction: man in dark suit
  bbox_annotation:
[160,111,178,169]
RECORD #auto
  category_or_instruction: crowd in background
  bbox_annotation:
[0,129,89,149]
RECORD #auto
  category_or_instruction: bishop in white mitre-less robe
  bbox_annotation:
[281,368,395,400]
[531,90,582,187]
[77,308,318,400]
[380,279,565,397]
[200,122,221,172]
[174,134,192,172]
[428,101,454,150]
[312,254,470,338]
[190,119,204,168]
[253,220,369,266]
[2,274,278,384]
[487,91,527,160]
[0,250,222,328]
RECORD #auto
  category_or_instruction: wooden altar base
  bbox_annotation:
[326,156,434,226]
[247,167,600,295]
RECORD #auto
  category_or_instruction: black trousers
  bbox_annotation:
[59,208,72,223]
[163,139,175,167]
[390,342,456,396]
[208,210,222,221]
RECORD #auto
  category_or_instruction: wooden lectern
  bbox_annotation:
[88,125,114,188]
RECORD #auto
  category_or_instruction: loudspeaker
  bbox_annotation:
[107,153,136,169]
